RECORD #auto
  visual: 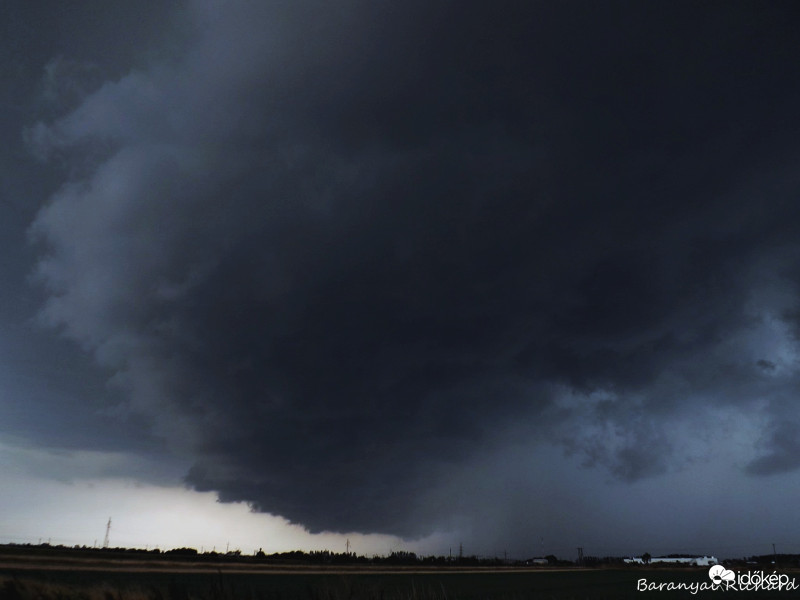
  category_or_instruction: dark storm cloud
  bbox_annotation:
[27,0,800,537]
[745,418,800,476]
[0,0,185,461]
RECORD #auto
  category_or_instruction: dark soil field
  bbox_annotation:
[0,548,792,599]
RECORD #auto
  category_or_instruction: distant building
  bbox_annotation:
[624,555,718,566]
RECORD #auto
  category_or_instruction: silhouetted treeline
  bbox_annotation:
[7,543,758,567]
[0,543,554,566]
[577,556,627,567]
[724,553,800,567]
[253,548,524,566]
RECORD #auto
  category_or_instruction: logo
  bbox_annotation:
[708,565,735,586]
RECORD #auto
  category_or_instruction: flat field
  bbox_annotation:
[0,550,787,599]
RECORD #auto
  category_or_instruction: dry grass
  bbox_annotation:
[0,553,712,599]
[1,577,152,600]
[0,575,467,600]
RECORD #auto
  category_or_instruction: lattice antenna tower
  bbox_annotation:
[103,517,111,549]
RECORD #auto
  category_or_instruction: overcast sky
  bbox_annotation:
[3,0,800,560]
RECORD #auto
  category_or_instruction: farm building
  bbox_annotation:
[624,555,718,566]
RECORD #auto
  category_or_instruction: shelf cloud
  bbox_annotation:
[24,0,800,547]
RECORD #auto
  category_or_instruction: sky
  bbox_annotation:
[2,0,800,561]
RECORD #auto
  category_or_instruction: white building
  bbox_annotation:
[624,555,718,566]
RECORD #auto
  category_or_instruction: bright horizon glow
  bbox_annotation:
[0,474,450,556]
[0,438,451,556]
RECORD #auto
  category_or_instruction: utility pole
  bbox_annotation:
[577,547,583,566]
[346,539,350,555]
[103,518,111,549]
